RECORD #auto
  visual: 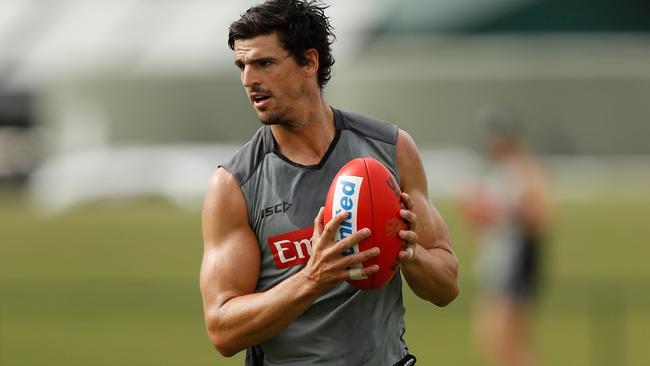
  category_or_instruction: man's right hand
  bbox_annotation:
[201,170,381,357]
[301,207,380,294]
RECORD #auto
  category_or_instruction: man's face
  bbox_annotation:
[234,33,310,127]
[485,135,515,160]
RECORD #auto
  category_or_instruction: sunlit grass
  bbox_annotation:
[1,188,648,365]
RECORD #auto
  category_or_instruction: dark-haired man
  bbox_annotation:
[200,1,459,365]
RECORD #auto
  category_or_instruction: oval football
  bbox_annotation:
[324,157,406,290]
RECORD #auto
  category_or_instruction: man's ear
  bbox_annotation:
[304,48,319,77]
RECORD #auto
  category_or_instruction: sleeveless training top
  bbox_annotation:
[474,160,540,299]
[220,107,409,366]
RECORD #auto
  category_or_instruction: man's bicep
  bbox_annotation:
[396,129,452,251]
[200,168,261,310]
[200,235,260,309]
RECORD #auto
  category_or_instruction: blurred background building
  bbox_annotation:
[0,0,649,209]
[1,1,649,365]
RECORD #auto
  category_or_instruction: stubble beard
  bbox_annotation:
[258,90,310,131]
[258,106,296,129]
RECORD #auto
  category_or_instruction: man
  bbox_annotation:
[458,106,551,366]
[200,1,459,365]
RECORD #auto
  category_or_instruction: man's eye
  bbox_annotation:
[260,60,272,67]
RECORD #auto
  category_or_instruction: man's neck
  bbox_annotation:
[271,99,336,166]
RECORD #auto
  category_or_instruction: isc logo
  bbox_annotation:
[260,201,293,220]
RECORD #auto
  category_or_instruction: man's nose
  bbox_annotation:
[241,65,259,88]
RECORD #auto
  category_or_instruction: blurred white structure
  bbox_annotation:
[29,144,240,211]
[0,0,391,210]
[2,0,648,211]
[0,0,391,87]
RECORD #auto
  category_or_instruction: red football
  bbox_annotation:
[324,157,406,290]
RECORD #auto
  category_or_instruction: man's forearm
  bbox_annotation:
[206,271,319,357]
[401,244,459,306]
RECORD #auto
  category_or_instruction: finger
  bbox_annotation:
[333,227,371,253]
[398,245,416,262]
[312,207,325,237]
[337,246,380,268]
[339,264,380,281]
[400,192,414,210]
[348,267,366,280]
[400,209,417,231]
[322,210,350,242]
[399,230,419,244]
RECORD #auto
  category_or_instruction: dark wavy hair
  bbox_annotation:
[228,0,336,90]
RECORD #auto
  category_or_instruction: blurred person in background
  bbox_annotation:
[458,106,551,366]
[199,0,459,365]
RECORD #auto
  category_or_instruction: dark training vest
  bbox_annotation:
[221,107,409,366]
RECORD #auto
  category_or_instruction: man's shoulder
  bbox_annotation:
[220,126,273,187]
[335,107,399,146]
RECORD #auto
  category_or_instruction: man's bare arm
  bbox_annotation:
[518,160,552,235]
[395,130,460,306]
[200,168,378,356]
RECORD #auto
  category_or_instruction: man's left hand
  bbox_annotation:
[398,192,418,264]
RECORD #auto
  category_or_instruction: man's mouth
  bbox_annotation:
[250,93,272,108]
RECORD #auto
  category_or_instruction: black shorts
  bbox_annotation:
[246,348,416,366]
[392,354,416,366]
[507,235,541,301]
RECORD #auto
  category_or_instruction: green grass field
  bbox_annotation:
[1,188,649,365]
